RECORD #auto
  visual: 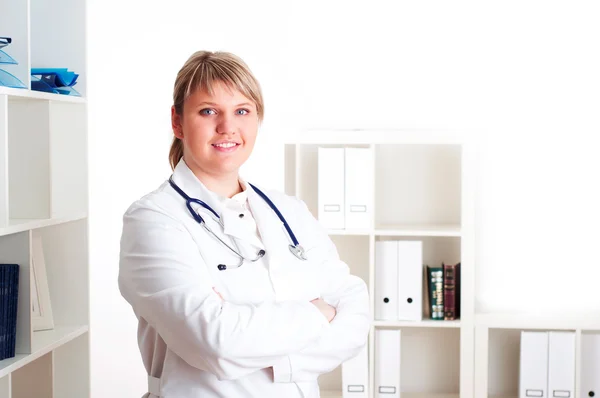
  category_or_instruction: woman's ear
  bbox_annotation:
[171,106,183,139]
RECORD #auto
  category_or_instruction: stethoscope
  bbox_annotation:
[168,177,308,270]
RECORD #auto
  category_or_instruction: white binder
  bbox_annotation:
[547,331,575,398]
[581,333,600,398]
[375,329,401,398]
[342,344,369,398]
[520,331,549,398]
[344,147,372,229]
[397,241,423,321]
[375,241,399,321]
[318,147,345,229]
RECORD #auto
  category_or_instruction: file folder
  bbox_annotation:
[520,331,548,398]
[318,147,345,229]
[375,241,398,321]
[375,329,400,398]
[344,147,372,229]
[342,343,368,398]
[547,331,575,398]
[581,333,600,398]
[397,241,423,321]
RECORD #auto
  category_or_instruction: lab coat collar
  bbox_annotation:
[170,159,264,249]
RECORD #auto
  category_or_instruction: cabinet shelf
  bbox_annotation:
[0,86,86,103]
[0,325,88,378]
[0,213,88,237]
[375,224,461,237]
[374,320,461,329]
[475,312,600,330]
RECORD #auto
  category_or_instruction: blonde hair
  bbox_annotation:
[169,51,265,170]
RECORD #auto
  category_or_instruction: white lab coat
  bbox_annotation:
[118,159,370,398]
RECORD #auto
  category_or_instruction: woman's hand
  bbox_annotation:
[310,298,336,323]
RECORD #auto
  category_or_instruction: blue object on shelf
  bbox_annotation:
[54,85,81,96]
[31,67,80,95]
[0,69,26,88]
[0,50,17,65]
[31,75,59,94]
[31,68,79,87]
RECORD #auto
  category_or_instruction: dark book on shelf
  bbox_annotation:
[427,265,444,320]
[443,262,461,320]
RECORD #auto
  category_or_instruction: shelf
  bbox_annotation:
[283,129,464,145]
[320,393,460,398]
[374,320,461,328]
[475,312,600,330]
[375,224,461,237]
[327,228,371,236]
[0,324,89,378]
[0,212,88,237]
[0,86,86,103]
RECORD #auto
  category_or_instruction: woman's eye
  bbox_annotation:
[236,109,249,115]
[200,108,216,115]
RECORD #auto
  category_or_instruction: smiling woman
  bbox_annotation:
[118,50,370,398]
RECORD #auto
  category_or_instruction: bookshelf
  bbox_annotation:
[0,0,89,397]
[284,129,476,398]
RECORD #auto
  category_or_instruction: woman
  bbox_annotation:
[118,50,370,398]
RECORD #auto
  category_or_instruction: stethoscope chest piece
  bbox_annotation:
[289,244,307,261]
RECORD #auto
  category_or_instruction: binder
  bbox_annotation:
[581,333,600,398]
[547,331,575,398]
[375,329,400,398]
[520,331,548,398]
[344,147,372,229]
[318,147,345,229]
[342,343,368,398]
[375,241,399,321]
[397,241,423,321]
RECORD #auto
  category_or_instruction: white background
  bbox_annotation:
[87,1,600,396]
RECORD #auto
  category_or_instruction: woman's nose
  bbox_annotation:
[216,114,236,135]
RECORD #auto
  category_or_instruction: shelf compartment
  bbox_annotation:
[53,331,89,398]
[7,98,51,221]
[0,374,9,398]
[375,235,462,322]
[375,144,461,228]
[0,1,29,91]
[10,351,52,398]
[374,320,461,328]
[401,327,460,396]
[35,218,89,327]
[30,0,86,97]
[0,325,88,378]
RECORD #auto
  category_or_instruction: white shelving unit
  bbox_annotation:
[0,0,89,397]
[284,129,477,398]
[474,312,600,398]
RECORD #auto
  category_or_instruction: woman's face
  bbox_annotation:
[172,81,259,180]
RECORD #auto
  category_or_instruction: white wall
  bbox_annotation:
[87,1,600,396]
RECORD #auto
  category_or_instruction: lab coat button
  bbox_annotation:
[239,213,244,218]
